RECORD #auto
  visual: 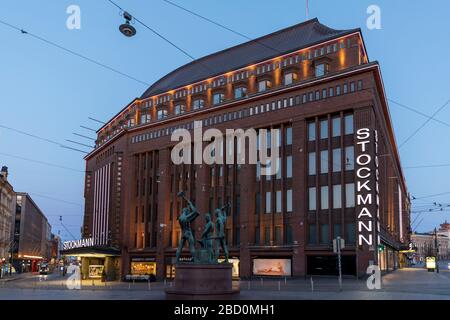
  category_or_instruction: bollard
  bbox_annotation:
[260,277,263,286]
[278,281,281,291]
[310,277,314,293]
[128,282,131,290]
[148,279,151,291]
[284,277,287,285]
[164,279,167,287]
[247,281,250,290]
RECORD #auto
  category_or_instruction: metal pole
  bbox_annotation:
[435,228,440,273]
[337,236,342,291]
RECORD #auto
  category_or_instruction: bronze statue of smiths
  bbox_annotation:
[175,191,200,262]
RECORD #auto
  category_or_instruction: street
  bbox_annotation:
[0,264,449,300]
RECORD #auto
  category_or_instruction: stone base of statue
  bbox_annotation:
[165,262,239,300]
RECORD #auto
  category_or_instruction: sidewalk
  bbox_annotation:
[0,272,36,282]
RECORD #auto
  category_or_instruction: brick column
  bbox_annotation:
[156,148,171,280]
[239,163,255,278]
[292,119,306,276]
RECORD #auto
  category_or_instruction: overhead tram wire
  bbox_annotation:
[0,151,85,173]
[106,0,197,61]
[0,18,150,87]
[388,98,450,128]
[398,100,450,148]
[0,123,88,154]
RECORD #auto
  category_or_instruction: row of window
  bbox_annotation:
[308,114,354,141]
[308,146,355,175]
[130,79,363,145]
[309,223,356,245]
[308,183,355,211]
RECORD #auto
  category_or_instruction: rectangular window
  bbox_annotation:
[345,146,355,170]
[333,185,342,209]
[234,87,247,99]
[315,91,320,100]
[308,152,316,175]
[255,192,261,215]
[309,187,317,211]
[350,82,355,92]
[308,122,316,141]
[286,225,293,244]
[321,186,329,210]
[286,189,293,213]
[336,85,341,96]
[345,183,355,208]
[320,150,328,174]
[265,227,270,245]
[332,148,341,172]
[302,94,307,104]
[284,72,297,85]
[344,114,354,135]
[332,117,341,137]
[213,93,225,105]
[315,63,326,77]
[343,83,348,94]
[322,88,327,99]
[258,80,271,92]
[357,80,363,91]
[276,190,282,213]
[320,119,328,139]
[275,226,282,245]
[346,223,356,244]
[320,224,329,244]
[192,99,204,110]
[265,192,271,214]
[308,225,316,244]
[334,224,342,238]
[329,87,334,97]
[286,156,293,178]
[255,227,260,245]
[286,127,292,145]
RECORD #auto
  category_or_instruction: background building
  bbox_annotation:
[411,221,450,263]
[13,192,52,273]
[0,166,15,274]
[69,18,410,280]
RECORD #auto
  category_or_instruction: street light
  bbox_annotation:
[119,11,136,37]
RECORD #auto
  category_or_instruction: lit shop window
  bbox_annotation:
[130,262,156,275]
[157,109,168,120]
[192,99,204,110]
[345,183,355,208]
[284,72,297,85]
[140,114,151,124]
[258,80,272,92]
[234,87,247,99]
[213,93,225,105]
[174,104,186,115]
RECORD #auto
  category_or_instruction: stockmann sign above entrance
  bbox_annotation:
[63,238,94,250]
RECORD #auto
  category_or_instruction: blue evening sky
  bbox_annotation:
[1,0,449,241]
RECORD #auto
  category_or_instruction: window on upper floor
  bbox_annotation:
[315,63,328,77]
[234,87,247,99]
[213,93,225,105]
[284,72,297,86]
[192,98,204,110]
[140,114,151,124]
[174,104,186,115]
[157,109,168,120]
[127,118,135,127]
[258,80,272,92]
